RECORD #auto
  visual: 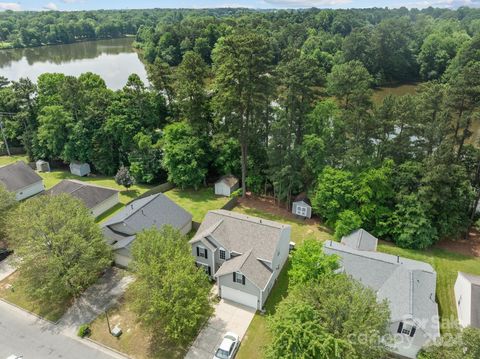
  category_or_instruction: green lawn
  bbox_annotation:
[0,272,71,322]
[163,187,231,223]
[0,155,29,166]
[89,288,192,359]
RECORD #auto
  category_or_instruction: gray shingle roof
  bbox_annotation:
[215,250,273,289]
[190,209,288,262]
[341,228,378,252]
[458,272,480,328]
[45,179,118,209]
[0,161,42,192]
[216,175,239,188]
[324,240,439,340]
[103,193,192,249]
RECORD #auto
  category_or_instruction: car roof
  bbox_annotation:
[219,337,234,351]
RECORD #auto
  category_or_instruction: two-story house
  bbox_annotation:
[189,210,291,310]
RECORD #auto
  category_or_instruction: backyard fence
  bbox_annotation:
[126,182,175,204]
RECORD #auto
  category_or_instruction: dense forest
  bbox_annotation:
[1,7,480,250]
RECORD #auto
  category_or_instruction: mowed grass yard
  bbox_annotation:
[163,187,232,223]
[234,202,480,358]
[89,289,190,359]
[0,272,71,322]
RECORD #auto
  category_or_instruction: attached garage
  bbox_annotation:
[220,286,259,309]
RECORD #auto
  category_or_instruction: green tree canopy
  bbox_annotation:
[6,194,112,303]
[130,226,212,344]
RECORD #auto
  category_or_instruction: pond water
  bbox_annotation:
[0,37,149,90]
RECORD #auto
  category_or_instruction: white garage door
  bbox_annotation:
[221,286,258,309]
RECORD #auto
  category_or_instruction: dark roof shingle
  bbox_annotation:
[0,161,42,192]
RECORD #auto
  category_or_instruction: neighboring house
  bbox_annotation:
[324,240,440,359]
[45,179,119,218]
[291,193,312,218]
[214,175,239,197]
[0,161,44,201]
[102,193,192,267]
[454,272,480,329]
[69,161,91,177]
[341,228,378,252]
[189,210,291,310]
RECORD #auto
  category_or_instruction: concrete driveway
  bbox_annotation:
[185,299,256,359]
[58,267,134,337]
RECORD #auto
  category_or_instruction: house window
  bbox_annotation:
[233,272,245,285]
[196,246,208,259]
[397,322,416,337]
[219,249,226,260]
[196,262,211,276]
[296,206,307,216]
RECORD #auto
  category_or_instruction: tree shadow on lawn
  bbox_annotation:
[147,328,190,359]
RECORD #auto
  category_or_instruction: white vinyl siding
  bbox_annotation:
[92,193,119,218]
[15,181,44,201]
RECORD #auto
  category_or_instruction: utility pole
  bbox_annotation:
[0,112,15,157]
[105,310,112,334]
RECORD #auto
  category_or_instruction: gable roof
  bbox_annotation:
[324,240,439,340]
[341,228,378,252]
[0,161,42,192]
[215,175,239,188]
[457,272,480,328]
[293,192,311,206]
[45,179,118,209]
[103,193,192,240]
[215,250,273,289]
[190,209,288,263]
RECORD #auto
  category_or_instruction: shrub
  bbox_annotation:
[77,324,91,338]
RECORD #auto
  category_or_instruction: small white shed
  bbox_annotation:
[36,160,50,172]
[292,193,312,218]
[69,161,91,177]
[214,175,239,197]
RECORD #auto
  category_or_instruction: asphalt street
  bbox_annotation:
[0,300,122,359]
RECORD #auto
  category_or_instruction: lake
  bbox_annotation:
[0,37,149,90]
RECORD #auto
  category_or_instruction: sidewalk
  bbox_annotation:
[0,256,16,281]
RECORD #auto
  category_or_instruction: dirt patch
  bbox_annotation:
[434,228,480,257]
[238,194,318,224]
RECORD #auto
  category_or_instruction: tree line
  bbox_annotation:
[1,9,480,250]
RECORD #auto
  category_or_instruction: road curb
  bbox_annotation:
[84,337,132,359]
[0,297,59,325]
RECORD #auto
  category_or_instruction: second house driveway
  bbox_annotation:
[185,299,255,359]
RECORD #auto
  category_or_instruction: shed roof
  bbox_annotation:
[45,179,118,209]
[293,192,311,206]
[0,161,42,192]
[215,175,239,188]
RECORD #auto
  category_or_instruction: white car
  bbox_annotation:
[6,356,22,359]
[213,332,240,359]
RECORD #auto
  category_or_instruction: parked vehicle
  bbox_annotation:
[6,355,23,359]
[213,332,239,359]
